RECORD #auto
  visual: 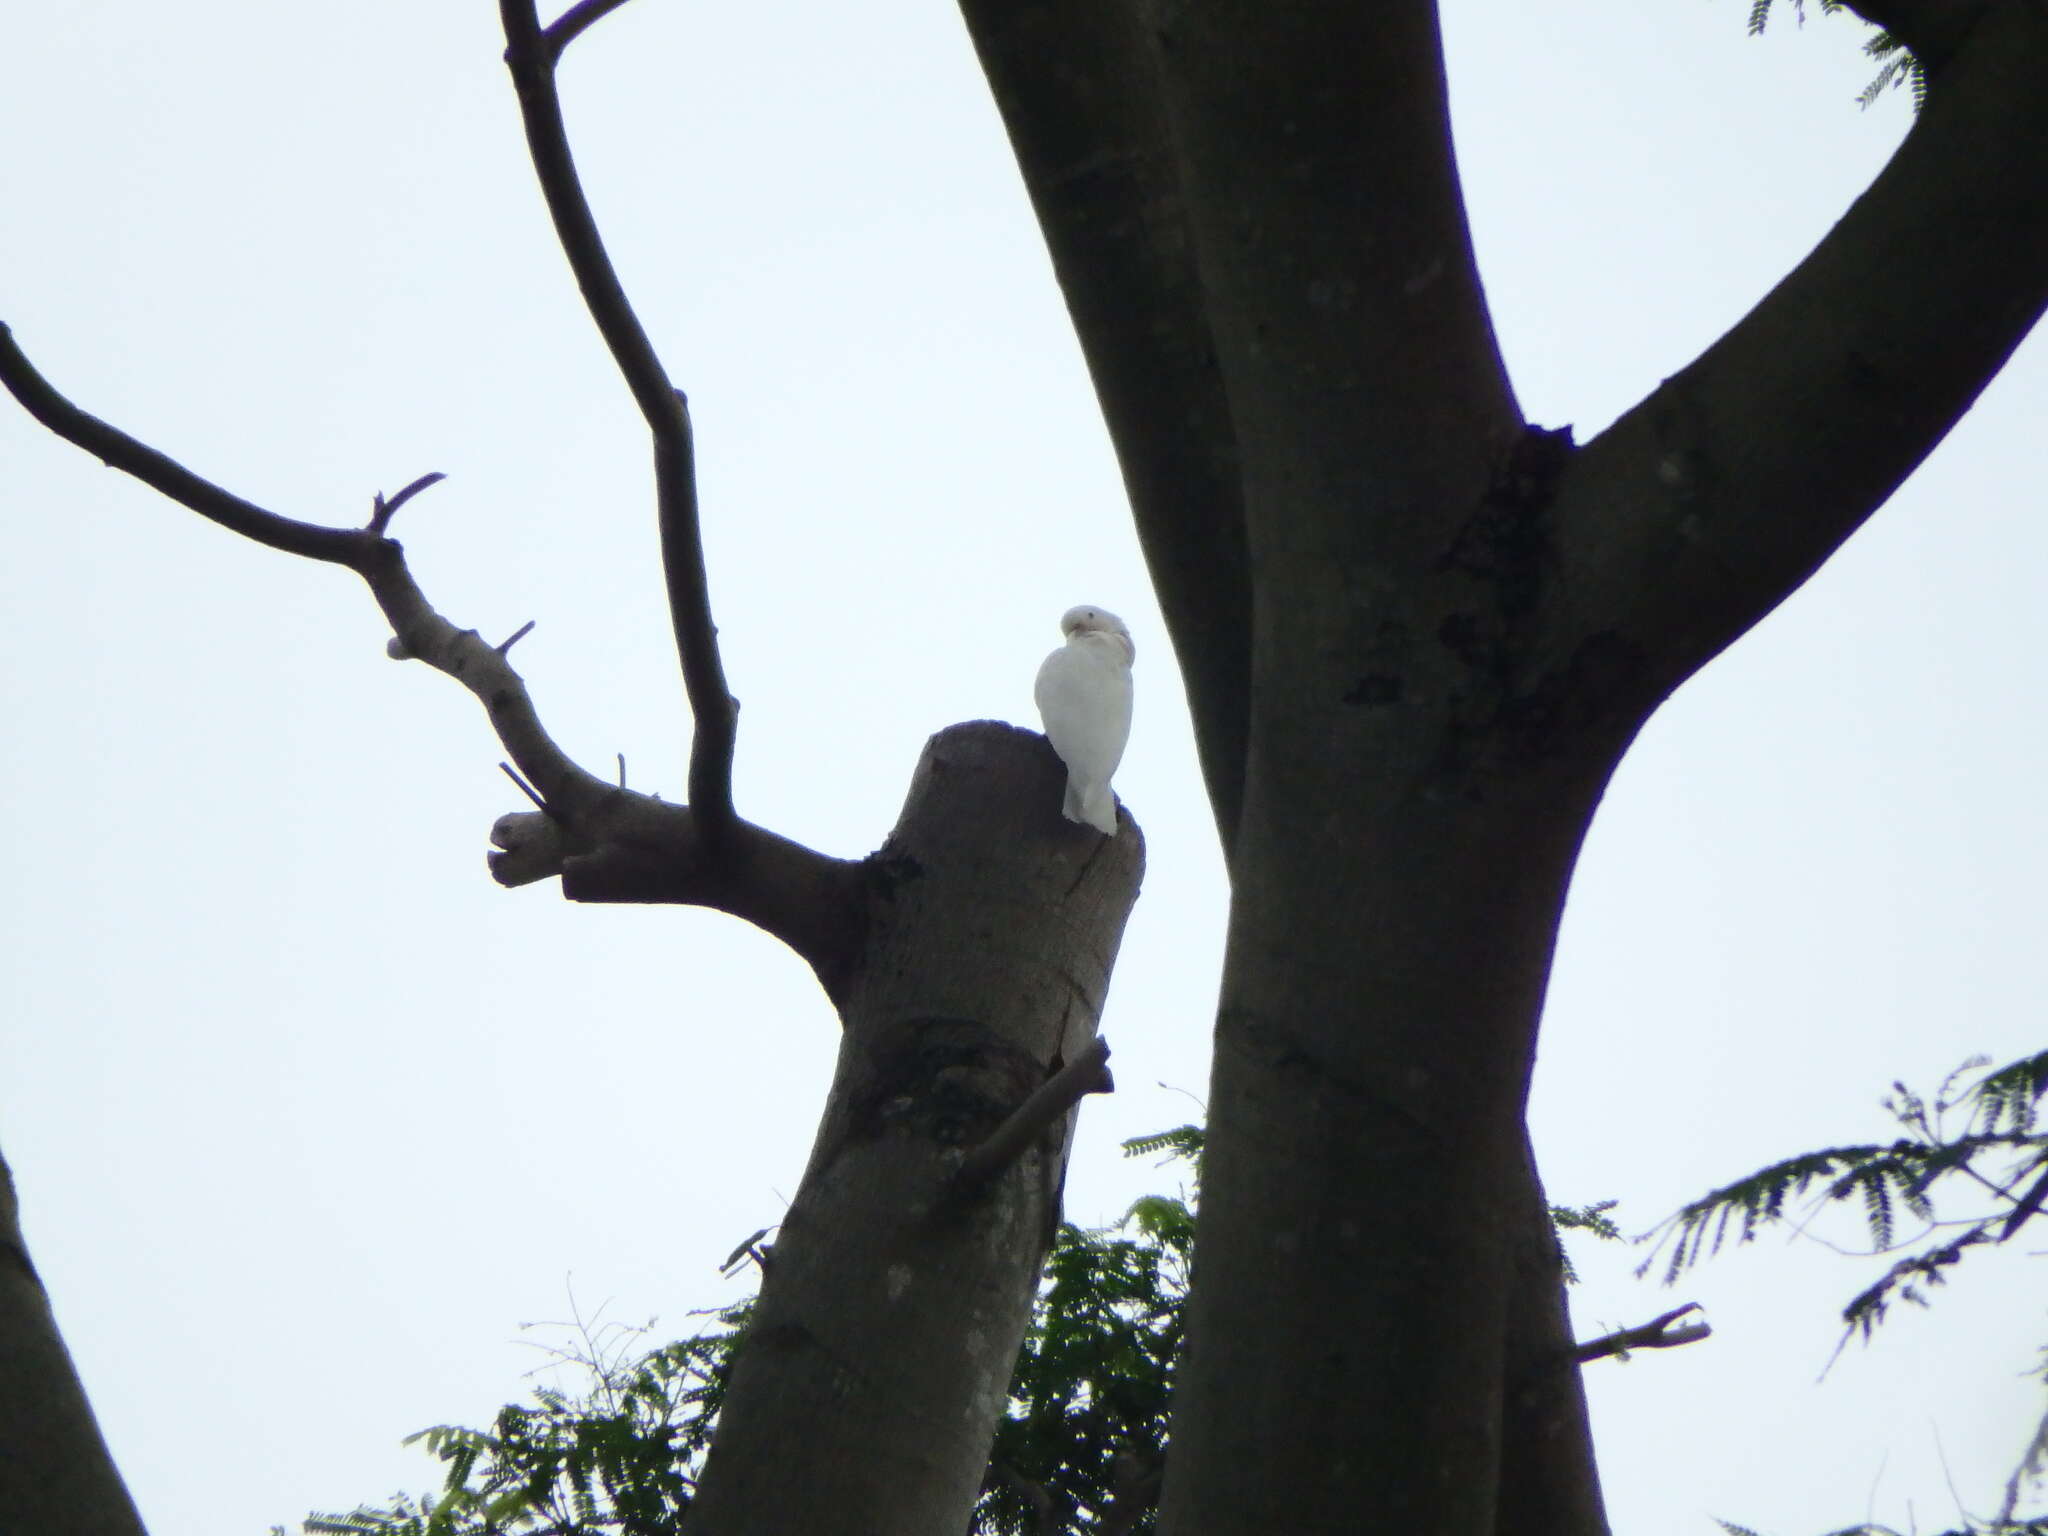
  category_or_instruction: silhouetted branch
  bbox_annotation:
[368,470,447,535]
[542,0,638,62]
[0,322,361,563]
[1556,0,2048,706]
[496,619,538,655]
[499,0,738,836]
[1572,1303,1711,1365]
[0,328,863,989]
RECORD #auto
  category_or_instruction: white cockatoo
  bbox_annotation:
[1034,605,1134,835]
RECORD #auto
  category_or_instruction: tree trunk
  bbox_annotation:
[1161,756,1618,1534]
[682,722,1144,1536]
[0,1146,150,1536]
[1496,1129,1609,1536]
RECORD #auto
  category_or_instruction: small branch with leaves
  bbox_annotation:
[1642,1049,2048,1355]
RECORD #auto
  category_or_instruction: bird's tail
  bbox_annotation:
[1064,779,1119,836]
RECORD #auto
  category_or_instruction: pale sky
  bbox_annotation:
[2,3,2042,1533]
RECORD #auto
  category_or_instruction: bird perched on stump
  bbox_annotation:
[1034,605,1134,835]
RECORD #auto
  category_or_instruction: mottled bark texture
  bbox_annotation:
[0,1147,149,1536]
[960,0,2048,1532]
[682,722,1143,1535]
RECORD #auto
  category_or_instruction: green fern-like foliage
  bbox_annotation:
[976,1186,1193,1532]
[1665,1049,2048,1533]
[1118,1123,1206,1170]
[1745,0,1927,109]
[291,1124,1616,1536]
[293,1303,749,1536]
[1645,1049,2048,1342]
[1550,1199,1623,1282]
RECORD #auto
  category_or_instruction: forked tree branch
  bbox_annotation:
[500,0,739,837]
[541,0,637,62]
[0,330,865,996]
[1549,0,2048,711]
[1571,1303,1711,1365]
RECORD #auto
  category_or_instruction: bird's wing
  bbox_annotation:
[1035,645,1133,832]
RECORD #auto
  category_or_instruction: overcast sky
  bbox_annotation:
[3,3,2043,1533]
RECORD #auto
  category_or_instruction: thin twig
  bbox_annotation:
[498,1,738,835]
[368,470,448,534]
[496,619,537,654]
[500,762,550,811]
[952,1037,1115,1196]
[542,0,638,61]
[1572,1302,1711,1365]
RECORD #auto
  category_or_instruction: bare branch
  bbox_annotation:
[367,470,448,535]
[551,809,869,1003]
[498,0,738,834]
[495,619,537,654]
[542,0,638,62]
[951,1036,1114,1196]
[1571,1303,1712,1365]
[499,762,549,811]
[0,327,865,988]
[0,321,363,564]
[719,1227,774,1276]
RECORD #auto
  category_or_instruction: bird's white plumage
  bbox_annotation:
[1034,605,1134,835]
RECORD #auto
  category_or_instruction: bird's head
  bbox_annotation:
[1059,604,1134,664]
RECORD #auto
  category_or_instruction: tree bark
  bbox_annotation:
[1496,1131,1609,1536]
[0,1146,150,1536]
[964,0,2048,1530]
[682,722,1143,1536]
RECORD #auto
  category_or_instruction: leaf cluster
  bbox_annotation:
[1746,0,1927,108]
[1550,1199,1623,1283]
[1663,1050,2048,1536]
[1644,1050,2048,1343]
[289,1304,749,1536]
[290,1123,1616,1536]
[974,1131,1201,1535]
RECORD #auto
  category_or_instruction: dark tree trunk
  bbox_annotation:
[682,722,1143,1536]
[0,1148,149,1536]
[958,0,2048,1531]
